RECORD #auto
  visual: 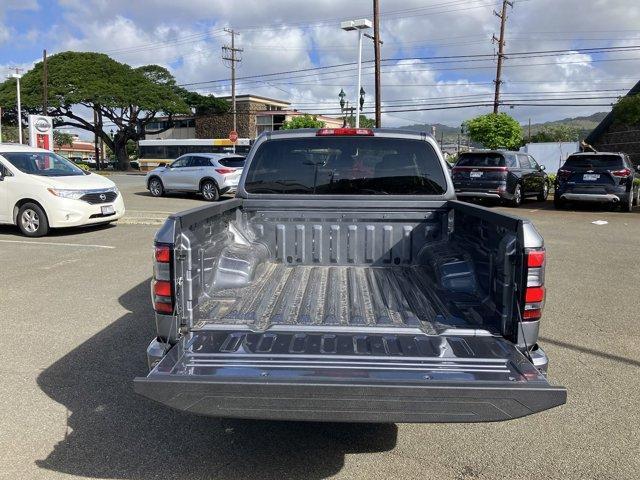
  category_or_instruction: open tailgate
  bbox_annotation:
[135,330,566,423]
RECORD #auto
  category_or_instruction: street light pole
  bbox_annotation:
[9,72,24,144]
[356,29,363,128]
[341,19,371,130]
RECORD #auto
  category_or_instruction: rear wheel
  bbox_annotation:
[510,184,523,207]
[17,203,49,237]
[553,196,566,209]
[201,180,219,202]
[621,190,634,212]
[148,177,164,197]
[537,182,549,202]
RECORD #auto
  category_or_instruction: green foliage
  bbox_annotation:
[346,115,376,128]
[464,113,523,150]
[530,125,579,143]
[75,162,90,171]
[53,130,75,148]
[0,52,225,169]
[282,114,326,130]
[547,173,557,185]
[612,93,640,125]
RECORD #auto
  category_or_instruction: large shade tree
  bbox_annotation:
[0,52,228,169]
[464,112,523,150]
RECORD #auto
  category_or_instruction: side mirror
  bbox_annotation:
[636,165,640,173]
[0,170,4,181]
[540,165,546,171]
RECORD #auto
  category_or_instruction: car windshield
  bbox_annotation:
[2,151,85,177]
[563,155,624,169]
[456,153,506,167]
[244,136,446,195]
[218,157,245,168]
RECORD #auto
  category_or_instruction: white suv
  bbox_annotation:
[145,153,245,201]
[0,144,125,237]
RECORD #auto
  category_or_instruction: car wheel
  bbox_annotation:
[621,191,634,212]
[510,184,523,207]
[201,180,219,202]
[553,196,566,209]
[537,182,549,202]
[17,203,49,237]
[148,177,164,197]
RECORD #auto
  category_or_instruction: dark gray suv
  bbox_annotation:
[554,152,639,212]
[452,150,549,207]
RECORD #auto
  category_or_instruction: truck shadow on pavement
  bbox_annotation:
[36,280,398,480]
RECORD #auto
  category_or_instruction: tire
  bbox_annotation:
[17,202,49,237]
[620,191,634,212]
[148,177,164,197]
[510,184,523,207]
[553,196,566,209]
[537,182,550,202]
[201,180,219,202]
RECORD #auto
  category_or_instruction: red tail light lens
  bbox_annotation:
[611,168,631,177]
[154,302,174,314]
[155,245,171,263]
[558,169,572,180]
[523,308,542,321]
[527,250,545,268]
[153,280,172,297]
[525,286,545,303]
[316,128,374,136]
[523,247,546,322]
[153,243,174,315]
[215,167,236,175]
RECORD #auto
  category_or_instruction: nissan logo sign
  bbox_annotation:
[34,118,52,133]
[99,194,107,201]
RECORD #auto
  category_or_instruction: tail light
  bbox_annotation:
[523,247,545,321]
[557,169,572,180]
[215,167,236,175]
[316,128,374,136]
[611,168,631,178]
[152,243,174,315]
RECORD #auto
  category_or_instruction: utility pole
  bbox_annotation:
[373,0,382,127]
[222,29,243,153]
[528,117,531,143]
[42,49,48,114]
[492,0,513,114]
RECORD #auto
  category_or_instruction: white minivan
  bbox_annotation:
[0,144,125,237]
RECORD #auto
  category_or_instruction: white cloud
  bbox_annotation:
[8,0,640,126]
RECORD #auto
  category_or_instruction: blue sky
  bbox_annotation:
[2,0,640,128]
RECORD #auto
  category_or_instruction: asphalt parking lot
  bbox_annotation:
[1,173,638,480]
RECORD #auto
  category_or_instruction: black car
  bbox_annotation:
[554,152,639,212]
[452,150,549,207]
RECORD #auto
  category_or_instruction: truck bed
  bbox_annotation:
[196,263,496,334]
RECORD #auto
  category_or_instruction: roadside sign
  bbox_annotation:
[28,115,54,150]
[229,130,238,143]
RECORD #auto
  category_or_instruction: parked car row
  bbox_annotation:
[451,149,639,212]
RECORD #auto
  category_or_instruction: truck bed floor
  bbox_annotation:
[197,264,488,334]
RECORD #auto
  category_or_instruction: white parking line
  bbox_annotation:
[0,239,115,249]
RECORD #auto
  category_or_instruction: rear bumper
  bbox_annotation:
[455,191,503,199]
[134,375,566,423]
[560,193,620,203]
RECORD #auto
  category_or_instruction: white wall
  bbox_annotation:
[520,142,580,172]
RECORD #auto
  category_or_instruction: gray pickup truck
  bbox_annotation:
[134,128,566,423]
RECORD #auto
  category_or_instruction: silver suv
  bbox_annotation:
[145,153,245,201]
